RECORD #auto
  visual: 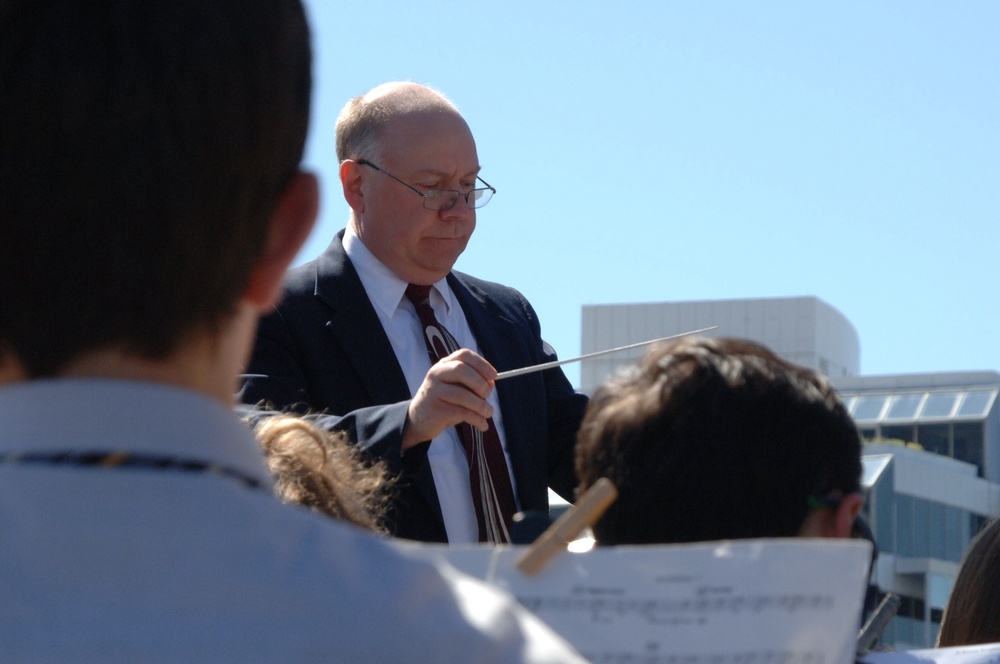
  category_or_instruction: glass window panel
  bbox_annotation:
[854,395,889,422]
[918,499,932,557]
[954,422,984,476]
[962,512,973,548]
[874,468,895,554]
[883,615,896,647]
[916,424,950,457]
[927,501,945,559]
[859,427,878,442]
[957,390,997,417]
[971,514,989,540]
[897,495,915,557]
[945,506,963,563]
[896,616,915,647]
[927,574,953,611]
[882,425,917,445]
[899,595,917,618]
[886,394,924,420]
[920,392,959,418]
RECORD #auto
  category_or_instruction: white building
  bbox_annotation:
[580,295,859,394]
[860,445,1000,648]
[579,296,1000,649]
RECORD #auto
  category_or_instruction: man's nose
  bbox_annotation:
[440,192,474,221]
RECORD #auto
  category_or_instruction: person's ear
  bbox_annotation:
[833,492,864,539]
[244,170,318,309]
[340,159,366,214]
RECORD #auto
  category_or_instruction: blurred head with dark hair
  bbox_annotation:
[576,336,863,545]
[0,0,315,387]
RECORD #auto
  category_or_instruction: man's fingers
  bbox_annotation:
[433,381,493,421]
[401,354,498,449]
[444,348,497,383]
[433,356,495,401]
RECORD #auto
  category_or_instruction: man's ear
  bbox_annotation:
[833,492,864,539]
[340,159,366,214]
[244,170,319,309]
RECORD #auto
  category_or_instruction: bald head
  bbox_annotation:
[336,82,463,163]
[336,82,481,284]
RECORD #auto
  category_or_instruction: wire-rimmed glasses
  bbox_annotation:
[356,159,495,210]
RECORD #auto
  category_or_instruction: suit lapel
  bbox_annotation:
[448,274,526,375]
[319,245,444,538]
[315,232,412,404]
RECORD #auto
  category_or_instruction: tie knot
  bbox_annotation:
[405,283,432,307]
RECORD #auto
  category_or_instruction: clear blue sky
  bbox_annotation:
[295,0,999,387]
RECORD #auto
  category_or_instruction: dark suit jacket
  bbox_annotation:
[241,231,589,542]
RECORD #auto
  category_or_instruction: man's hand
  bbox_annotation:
[402,349,497,450]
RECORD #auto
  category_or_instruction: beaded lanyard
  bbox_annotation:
[0,450,266,491]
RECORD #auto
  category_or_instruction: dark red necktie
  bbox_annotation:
[405,283,517,543]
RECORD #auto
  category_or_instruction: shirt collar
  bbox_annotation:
[343,225,455,317]
[0,378,273,486]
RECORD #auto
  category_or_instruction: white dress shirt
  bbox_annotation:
[0,378,582,663]
[344,225,519,543]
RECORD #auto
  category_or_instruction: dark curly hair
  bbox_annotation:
[576,336,862,544]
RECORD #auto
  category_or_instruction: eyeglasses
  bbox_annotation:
[356,159,495,211]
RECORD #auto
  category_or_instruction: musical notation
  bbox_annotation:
[429,539,872,664]
[588,649,830,664]
[515,593,835,619]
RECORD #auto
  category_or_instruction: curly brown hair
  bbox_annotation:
[257,416,393,533]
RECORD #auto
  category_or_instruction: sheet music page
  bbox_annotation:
[862,642,1000,664]
[482,539,872,664]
